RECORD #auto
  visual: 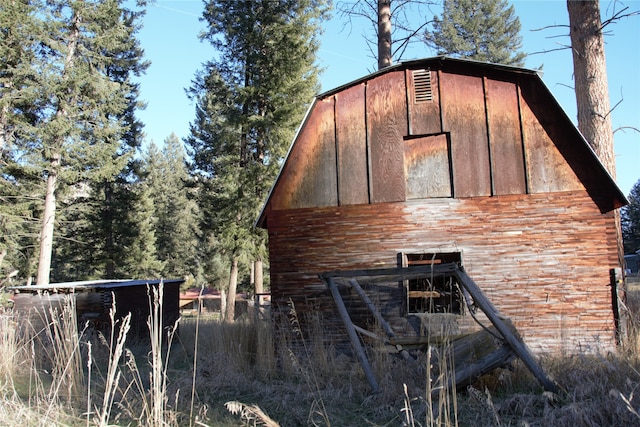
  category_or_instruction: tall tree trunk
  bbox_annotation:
[0,102,8,159]
[254,259,263,295]
[104,180,115,278]
[567,0,615,174]
[567,0,624,341]
[224,258,239,322]
[36,154,60,285]
[377,0,392,69]
[35,11,80,286]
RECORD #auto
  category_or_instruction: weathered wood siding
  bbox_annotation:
[367,70,407,203]
[336,84,369,205]
[267,191,619,353]
[406,68,442,135]
[270,98,337,210]
[486,79,526,195]
[266,65,586,213]
[441,72,492,197]
[260,59,625,354]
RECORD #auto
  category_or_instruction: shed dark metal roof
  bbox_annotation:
[11,278,184,293]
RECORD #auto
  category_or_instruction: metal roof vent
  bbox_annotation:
[413,69,433,103]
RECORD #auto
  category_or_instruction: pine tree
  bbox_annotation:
[123,179,164,278]
[144,134,201,283]
[1,0,148,284]
[622,180,640,254]
[0,0,44,279]
[425,0,526,66]
[186,0,328,321]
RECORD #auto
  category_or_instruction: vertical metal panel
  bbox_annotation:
[406,69,442,135]
[440,72,491,197]
[367,71,407,203]
[486,79,526,195]
[270,98,338,210]
[519,89,584,194]
[404,134,452,198]
[335,84,369,205]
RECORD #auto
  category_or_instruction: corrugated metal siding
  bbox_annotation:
[267,191,618,353]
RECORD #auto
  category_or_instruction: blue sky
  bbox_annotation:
[132,0,640,197]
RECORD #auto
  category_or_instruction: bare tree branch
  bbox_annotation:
[613,126,640,135]
[336,0,435,65]
[530,24,570,32]
[528,45,571,56]
[600,6,640,31]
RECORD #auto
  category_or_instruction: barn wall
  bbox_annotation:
[267,191,619,354]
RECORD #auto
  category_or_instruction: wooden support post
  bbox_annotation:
[348,279,416,364]
[325,276,380,393]
[437,345,514,397]
[453,267,559,393]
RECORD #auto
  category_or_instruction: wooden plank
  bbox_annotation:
[453,268,559,393]
[325,276,380,393]
[404,134,452,199]
[444,345,514,394]
[335,85,369,205]
[485,79,526,195]
[367,71,407,203]
[440,72,491,197]
[406,68,442,135]
[320,263,459,280]
[348,279,415,364]
[408,290,441,298]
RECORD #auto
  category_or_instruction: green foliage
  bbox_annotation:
[623,179,640,254]
[425,0,526,66]
[186,0,328,284]
[144,134,201,282]
[1,0,149,282]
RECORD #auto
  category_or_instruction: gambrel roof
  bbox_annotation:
[257,57,626,228]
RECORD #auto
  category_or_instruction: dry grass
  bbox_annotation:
[0,284,639,426]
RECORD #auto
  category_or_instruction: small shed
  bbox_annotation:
[12,279,183,341]
[256,57,627,354]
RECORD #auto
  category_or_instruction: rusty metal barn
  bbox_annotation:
[12,279,183,340]
[256,57,627,356]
